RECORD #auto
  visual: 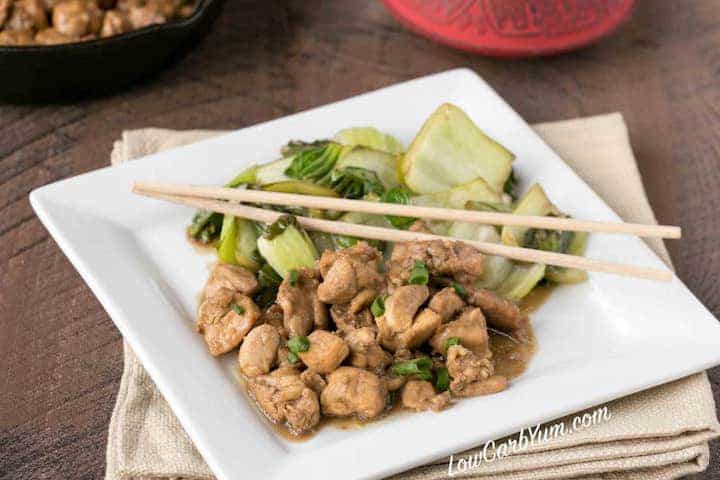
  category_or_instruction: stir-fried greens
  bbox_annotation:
[189,103,589,436]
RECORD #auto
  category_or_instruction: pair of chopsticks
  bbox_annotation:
[133,181,680,282]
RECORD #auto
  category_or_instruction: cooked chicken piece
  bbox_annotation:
[388,239,483,286]
[277,268,328,337]
[300,369,326,395]
[428,287,466,322]
[401,380,451,412]
[0,28,34,44]
[35,27,75,44]
[330,303,375,334]
[128,0,182,28]
[446,344,493,392]
[349,288,377,313]
[100,9,128,36]
[248,367,320,433]
[197,292,261,356]
[451,375,508,398]
[317,242,384,304]
[203,263,259,299]
[382,285,428,334]
[260,303,285,331]
[376,285,441,351]
[466,286,525,330]
[298,330,349,374]
[430,307,489,357]
[276,344,294,368]
[384,375,407,391]
[238,324,280,377]
[0,0,11,28]
[7,0,48,31]
[344,327,392,371]
[53,0,102,37]
[321,367,388,420]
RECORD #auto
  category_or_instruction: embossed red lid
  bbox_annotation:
[381,0,636,57]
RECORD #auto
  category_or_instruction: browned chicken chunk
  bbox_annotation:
[7,0,48,31]
[238,324,280,377]
[277,268,328,337]
[247,367,320,433]
[388,239,484,286]
[430,307,489,357]
[428,287,466,322]
[0,28,34,44]
[300,369,326,395]
[344,326,392,371]
[401,380,451,412]
[330,303,375,334]
[203,263,259,299]
[100,8,128,37]
[451,375,508,398]
[321,367,388,420]
[466,286,525,330]
[317,242,384,304]
[446,344,493,392]
[298,330,349,374]
[0,0,11,28]
[52,0,101,37]
[376,285,441,351]
[35,27,72,44]
[197,292,261,356]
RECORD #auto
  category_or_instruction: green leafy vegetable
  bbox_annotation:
[333,235,358,249]
[381,187,416,229]
[391,357,433,380]
[523,228,574,253]
[464,200,513,213]
[435,367,451,391]
[371,296,386,317]
[408,260,429,286]
[329,166,385,199]
[253,263,282,309]
[287,336,310,354]
[451,282,467,300]
[283,141,345,185]
[444,337,460,354]
[257,215,318,278]
[288,269,299,286]
[189,210,223,245]
[333,127,404,154]
[503,168,519,200]
[231,303,245,315]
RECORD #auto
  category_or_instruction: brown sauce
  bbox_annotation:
[243,284,556,442]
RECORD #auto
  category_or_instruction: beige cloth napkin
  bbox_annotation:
[106,113,720,480]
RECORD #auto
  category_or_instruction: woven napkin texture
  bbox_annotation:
[105,113,719,480]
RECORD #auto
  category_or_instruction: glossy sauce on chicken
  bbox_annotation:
[197,238,552,441]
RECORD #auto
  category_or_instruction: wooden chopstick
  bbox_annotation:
[132,186,674,282]
[133,181,682,239]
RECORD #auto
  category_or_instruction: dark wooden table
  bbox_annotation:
[2,1,719,478]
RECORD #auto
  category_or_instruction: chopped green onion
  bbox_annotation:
[231,303,245,315]
[288,269,299,286]
[258,264,282,288]
[381,187,416,229]
[444,337,460,354]
[391,357,433,380]
[435,367,451,391]
[370,296,386,317]
[408,260,429,285]
[451,282,467,300]
[287,351,300,364]
[287,336,310,354]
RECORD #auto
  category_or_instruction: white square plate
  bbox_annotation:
[30,69,720,480]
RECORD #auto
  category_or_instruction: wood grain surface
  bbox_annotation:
[2,1,719,478]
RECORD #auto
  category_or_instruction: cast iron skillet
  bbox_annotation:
[0,0,224,103]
